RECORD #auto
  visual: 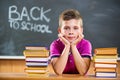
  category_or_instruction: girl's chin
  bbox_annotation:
[68,39,75,43]
[66,38,77,42]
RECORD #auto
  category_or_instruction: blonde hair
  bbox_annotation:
[59,9,83,28]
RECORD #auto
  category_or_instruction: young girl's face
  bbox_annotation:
[59,19,83,43]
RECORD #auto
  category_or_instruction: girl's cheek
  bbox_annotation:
[61,31,67,35]
[59,31,66,37]
[61,29,65,33]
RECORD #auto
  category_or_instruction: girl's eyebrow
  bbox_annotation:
[64,26,70,28]
[74,26,78,27]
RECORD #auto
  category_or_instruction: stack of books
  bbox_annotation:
[23,46,49,77]
[93,47,118,78]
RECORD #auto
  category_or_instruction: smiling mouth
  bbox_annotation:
[67,37,75,40]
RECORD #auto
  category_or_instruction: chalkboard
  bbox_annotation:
[0,0,120,57]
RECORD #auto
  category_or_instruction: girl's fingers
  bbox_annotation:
[79,33,84,38]
[58,33,70,45]
[73,33,84,45]
[82,34,84,38]
[58,33,64,38]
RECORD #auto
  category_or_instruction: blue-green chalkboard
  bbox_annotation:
[0,0,120,57]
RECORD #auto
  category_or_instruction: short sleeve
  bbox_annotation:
[77,39,92,57]
[50,39,64,59]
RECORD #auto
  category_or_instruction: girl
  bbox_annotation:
[50,9,92,75]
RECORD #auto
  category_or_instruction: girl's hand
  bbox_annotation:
[71,33,84,46]
[58,33,70,46]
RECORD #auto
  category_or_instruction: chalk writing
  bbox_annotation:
[8,5,52,33]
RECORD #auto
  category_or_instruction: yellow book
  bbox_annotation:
[94,47,117,55]
[95,68,116,72]
[93,58,117,63]
[93,54,118,59]
[25,69,48,74]
[94,61,117,64]
[25,46,47,50]
[23,50,49,57]
[27,72,49,77]
[25,67,48,70]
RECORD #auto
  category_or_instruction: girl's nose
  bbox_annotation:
[68,33,73,35]
[68,29,74,35]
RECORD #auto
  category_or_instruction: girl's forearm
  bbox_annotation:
[71,45,90,75]
[53,45,70,75]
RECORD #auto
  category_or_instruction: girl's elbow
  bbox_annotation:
[56,72,62,75]
[80,72,86,76]
[79,69,88,76]
[54,69,63,75]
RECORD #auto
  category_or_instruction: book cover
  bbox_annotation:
[93,54,118,59]
[94,58,117,63]
[95,68,116,72]
[95,72,117,78]
[25,66,48,70]
[23,50,49,57]
[26,61,48,63]
[94,63,117,68]
[94,48,117,55]
[94,61,118,64]
[27,72,49,77]
[25,46,47,50]
[26,62,48,67]
[25,69,48,74]
[26,58,49,62]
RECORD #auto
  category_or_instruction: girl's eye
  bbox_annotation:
[74,27,79,30]
[64,26,69,30]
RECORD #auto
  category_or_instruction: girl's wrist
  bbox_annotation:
[65,44,70,48]
[70,43,76,47]
[71,44,77,50]
[64,45,71,55]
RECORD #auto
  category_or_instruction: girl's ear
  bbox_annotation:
[58,28,61,33]
[81,27,83,34]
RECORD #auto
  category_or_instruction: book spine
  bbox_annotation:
[94,48,117,55]
[95,72,117,78]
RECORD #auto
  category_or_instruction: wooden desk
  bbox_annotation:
[0,73,120,80]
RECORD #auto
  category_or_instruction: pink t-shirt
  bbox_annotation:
[50,38,92,74]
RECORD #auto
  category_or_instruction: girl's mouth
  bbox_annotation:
[67,36,75,40]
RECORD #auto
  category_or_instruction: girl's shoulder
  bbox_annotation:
[79,38,91,45]
[50,38,64,47]
[51,38,62,44]
[77,38,92,49]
